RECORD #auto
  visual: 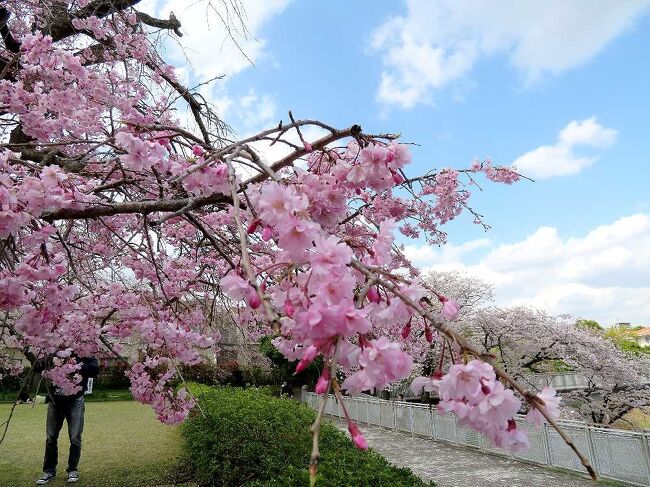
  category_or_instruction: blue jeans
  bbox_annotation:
[42,396,85,474]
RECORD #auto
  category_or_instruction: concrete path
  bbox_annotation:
[329,417,597,487]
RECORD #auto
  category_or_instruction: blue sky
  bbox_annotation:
[147,0,650,326]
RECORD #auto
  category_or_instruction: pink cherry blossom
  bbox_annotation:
[440,296,460,321]
[367,286,381,304]
[220,273,252,301]
[526,386,561,427]
[295,345,318,374]
[258,182,308,225]
[342,338,413,394]
[347,421,368,450]
[315,368,330,394]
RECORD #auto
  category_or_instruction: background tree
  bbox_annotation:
[602,324,650,356]
[423,270,494,319]
[576,319,602,332]
[467,307,650,425]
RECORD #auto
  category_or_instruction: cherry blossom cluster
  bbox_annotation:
[127,357,196,424]
[41,354,83,396]
[411,360,562,451]
[1,2,535,451]
[218,140,518,446]
[0,151,85,238]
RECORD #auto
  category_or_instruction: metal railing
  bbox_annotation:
[524,372,589,391]
[387,373,589,399]
[300,391,650,486]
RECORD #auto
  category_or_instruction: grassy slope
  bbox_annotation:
[616,408,650,430]
[0,401,183,487]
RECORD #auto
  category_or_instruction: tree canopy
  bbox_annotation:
[0,1,598,480]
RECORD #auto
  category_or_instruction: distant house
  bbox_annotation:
[632,327,650,347]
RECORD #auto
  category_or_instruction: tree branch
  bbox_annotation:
[42,125,357,221]
[0,7,20,53]
[46,0,143,42]
[136,11,182,36]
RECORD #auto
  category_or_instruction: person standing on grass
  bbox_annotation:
[34,354,99,485]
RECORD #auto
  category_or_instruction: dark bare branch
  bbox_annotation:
[0,7,20,53]
[136,10,182,36]
[46,0,143,41]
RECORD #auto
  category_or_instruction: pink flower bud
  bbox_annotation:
[295,345,318,374]
[391,169,405,185]
[283,299,295,318]
[401,324,411,339]
[425,325,433,343]
[303,141,313,153]
[158,137,170,146]
[261,226,273,241]
[247,219,261,234]
[315,368,330,394]
[347,421,368,450]
[367,286,381,304]
[358,335,370,348]
[248,288,261,309]
[439,296,460,321]
[192,145,204,156]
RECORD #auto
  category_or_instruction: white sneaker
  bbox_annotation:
[36,472,55,485]
[67,471,79,483]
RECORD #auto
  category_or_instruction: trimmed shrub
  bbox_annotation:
[181,386,434,486]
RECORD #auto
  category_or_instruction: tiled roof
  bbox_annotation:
[632,327,650,336]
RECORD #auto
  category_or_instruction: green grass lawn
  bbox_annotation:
[0,401,187,487]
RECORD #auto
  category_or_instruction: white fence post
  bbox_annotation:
[642,433,650,486]
[585,426,598,476]
[377,403,381,424]
[542,422,552,466]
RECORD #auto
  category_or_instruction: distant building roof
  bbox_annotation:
[632,327,650,337]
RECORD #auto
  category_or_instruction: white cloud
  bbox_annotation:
[144,1,289,136]
[370,0,650,108]
[210,88,279,135]
[410,214,650,326]
[512,117,617,179]
[155,0,290,80]
[403,238,491,268]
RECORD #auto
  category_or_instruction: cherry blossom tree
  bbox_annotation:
[423,270,494,319]
[0,1,597,480]
[466,306,650,425]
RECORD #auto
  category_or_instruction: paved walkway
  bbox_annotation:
[328,418,597,487]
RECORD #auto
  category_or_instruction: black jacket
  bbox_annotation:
[35,355,99,407]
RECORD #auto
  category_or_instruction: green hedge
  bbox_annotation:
[181,386,433,486]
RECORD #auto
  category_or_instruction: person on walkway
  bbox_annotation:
[34,354,99,485]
